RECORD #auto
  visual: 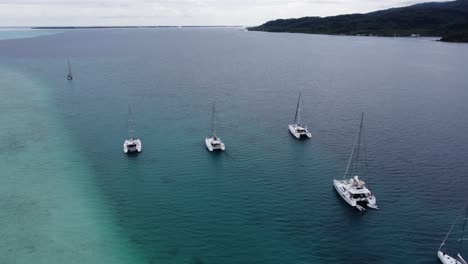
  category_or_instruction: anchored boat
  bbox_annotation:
[205,102,225,152]
[333,113,378,211]
[67,58,73,80]
[288,93,311,139]
[123,105,142,154]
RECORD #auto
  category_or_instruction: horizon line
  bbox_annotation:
[0,25,247,29]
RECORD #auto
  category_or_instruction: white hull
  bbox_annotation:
[438,251,466,264]
[333,178,378,211]
[334,180,358,208]
[123,138,142,154]
[205,137,225,152]
[289,124,312,139]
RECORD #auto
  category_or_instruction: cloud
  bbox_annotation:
[0,0,451,26]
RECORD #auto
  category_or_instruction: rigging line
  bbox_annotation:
[355,112,364,175]
[294,92,301,124]
[211,102,216,137]
[68,58,72,75]
[440,215,460,250]
[362,118,369,178]
[343,127,360,179]
[127,104,136,137]
[440,203,468,251]
[458,204,468,254]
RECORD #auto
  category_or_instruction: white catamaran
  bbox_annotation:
[333,113,378,211]
[67,58,73,80]
[205,102,225,152]
[289,93,311,139]
[123,105,142,154]
[438,206,468,264]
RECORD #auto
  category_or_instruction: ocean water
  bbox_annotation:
[1,28,468,264]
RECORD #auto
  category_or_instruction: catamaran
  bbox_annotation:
[333,113,378,211]
[123,105,142,154]
[438,206,468,264]
[67,58,73,80]
[289,93,311,139]
[205,102,225,152]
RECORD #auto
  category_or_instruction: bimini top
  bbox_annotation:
[348,176,372,194]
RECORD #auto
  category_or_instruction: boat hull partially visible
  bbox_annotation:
[333,178,378,211]
[205,137,225,152]
[438,251,464,264]
[205,138,213,151]
[289,125,300,139]
[333,180,358,208]
[123,139,142,154]
[288,124,312,139]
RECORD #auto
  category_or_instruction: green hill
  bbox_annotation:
[248,0,468,42]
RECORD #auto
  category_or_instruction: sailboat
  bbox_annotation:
[333,113,378,211]
[205,102,225,151]
[438,206,468,264]
[123,105,142,154]
[288,93,311,139]
[67,58,73,80]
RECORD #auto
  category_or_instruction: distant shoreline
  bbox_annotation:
[246,30,440,38]
[27,26,244,29]
[247,29,467,43]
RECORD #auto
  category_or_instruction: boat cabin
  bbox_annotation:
[350,192,372,200]
[211,140,222,147]
[297,126,306,132]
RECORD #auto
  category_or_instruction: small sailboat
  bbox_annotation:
[205,102,225,152]
[67,58,73,80]
[333,113,378,211]
[123,105,142,154]
[438,206,468,264]
[288,93,311,139]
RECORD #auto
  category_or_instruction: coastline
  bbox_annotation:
[247,0,468,43]
[247,29,468,43]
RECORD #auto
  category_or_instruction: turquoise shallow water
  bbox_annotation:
[0,29,63,40]
[1,28,468,263]
[0,65,145,263]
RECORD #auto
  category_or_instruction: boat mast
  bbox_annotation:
[458,205,468,258]
[128,104,135,138]
[343,113,364,179]
[294,93,302,124]
[211,102,216,137]
[68,58,72,76]
[343,128,359,179]
[440,218,458,250]
[354,112,364,175]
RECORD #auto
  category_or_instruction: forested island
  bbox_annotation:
[248,0,468,43]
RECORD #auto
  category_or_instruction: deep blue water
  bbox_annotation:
[1,28,468,264]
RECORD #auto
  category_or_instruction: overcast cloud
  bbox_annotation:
[0,0,450,26]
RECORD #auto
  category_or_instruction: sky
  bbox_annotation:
[0,0,451,27]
